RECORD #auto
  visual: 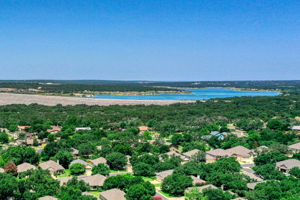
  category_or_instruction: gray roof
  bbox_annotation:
[100,188,126,200]
[292,126,300,131]
[289,142,300,150]
[276,159,300,170]
[38,196,58,200]
[90,157,107,166]
[69,159,91,168]
[185,184,218,193]
[156,170,174,180]
[78,174,106,187]
[17,162,36,173]
[39,160,65,172]
[242,171,264,182]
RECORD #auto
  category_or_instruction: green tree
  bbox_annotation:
[202,188,233,200]
[162,174,193,196]
[133,162,155,177]
[2,146,39,165]
[70,163,86,175]
[289,167,300,178]
[125,182,155,200]
[78,143,96,157]
[0,132,9,144]
[0,173,18,199]
[92,163,110,176]
[106,152,127,170]
[54,150,74,169]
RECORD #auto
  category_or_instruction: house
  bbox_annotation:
[47,126,61,133]
[291,126,300,131]
[210,131,227,140]
[241,171,264,182]
[138,126,149,133]
[78,174,106,189]
[17,162,36,174]
[166,150,188,161]
[185,184,218,193]
[38,196,58,200]
[71,148,79,156]
[191,176,206,186]
[100,188,126,200]
[276,159,300,173]
[17,126,31,131]
[288,142,300,153]
[183,149,200,160]
[90,157,107,166]
[226,146,253,162]
[229,131,247,138]
[69,159,92,174]
[75,127,91,132]
[156,170,173,182]
[206,149,228,160]
[39,160,65,174]
[57,177,72,186]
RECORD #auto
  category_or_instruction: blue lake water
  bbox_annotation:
[84,88,280,101]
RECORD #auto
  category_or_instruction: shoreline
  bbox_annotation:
[0,93,195,106]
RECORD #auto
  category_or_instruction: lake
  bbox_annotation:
[85,88,280,101]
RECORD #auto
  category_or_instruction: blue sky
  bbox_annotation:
[0,0,299,81]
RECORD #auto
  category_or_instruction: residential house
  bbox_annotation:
[156,170,173,182]
[291,126,300,131]
[166,150,188,162]
[138,126,149,134]
[229,131,247,138]
[47,126,61,134]
[205,149,228,163]
[210,131,227,140]
[39,160,65,174]
[183,149,200,160]
[90,157,107,166]
[69,159,92,175]
[288,142,300,153]
[191,176,206,186]
[57,177,72,186]
[276,159,300,173]
[247,181,265,190]
[38,196,58,200]
[75,127,91,132]
[100,188,126,200]
[78,174,106,189]
[241,171,264,182]
[226,146,253,162]
[17,162,36,174]
[71,148,79,157]
[17,126,31,131]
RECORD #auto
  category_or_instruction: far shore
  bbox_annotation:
[0,93,195,106]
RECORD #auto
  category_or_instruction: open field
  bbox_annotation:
[0,93,195,106]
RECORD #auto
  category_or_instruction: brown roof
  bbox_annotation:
[39,160,65,172]
[38,196,58,200]
[241,171,264,182]
[185,184,217,193]
[206,149,228,157]
[78,174,106,187]
[100,188,126,200]
[247,181,265,190]
[156,170,173,180]
[90,157,107,166]
[17,162,36,173]
[289,142,300,151]
[276,159,300,170]
[183,149,200,158]
[226,146,252,158]
[166,151,187,160]
[138,126,149,131]
[47,126,61,133]
[191,176,206,185]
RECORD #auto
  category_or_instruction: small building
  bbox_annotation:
[138,126,149,133]
[17,162,36,174]
[291,126,300,131]
[100,188,126,200]
[229,131,247,138]
[71,148,79,156]
[276,159,300,173]
[166,150,188,161]
[17,126,31,131]
[210,131,227,140]
[206,149,228,161]
[69,159,92,174]
[57,177,72,186]
[75,127,91,132]
[47,126,61,133]
[288,142,300,153]
[247,181,265,190]
[38,196,58,200]
[39,160,65,174]
[226,146,253,162]
[183,149,200,160]
[90,157,107,166]
[191,176,206,186]
[156,170,173,182]
[241,171,264,182]
[78,174,106,189]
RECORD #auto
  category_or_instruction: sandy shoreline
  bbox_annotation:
[0,93,195,106]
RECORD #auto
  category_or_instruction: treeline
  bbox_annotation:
[0,95,299,134]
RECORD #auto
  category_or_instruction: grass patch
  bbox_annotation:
[57,169,71,178]
[158,190,177,198]
[142,176,156,182]
[109,170,127,173]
